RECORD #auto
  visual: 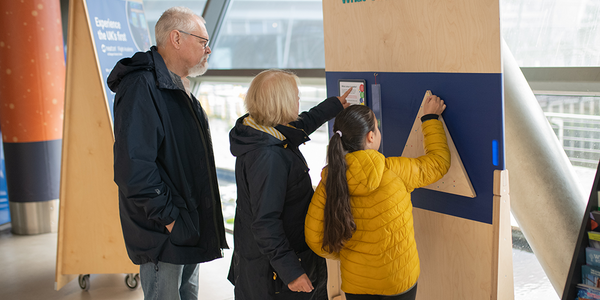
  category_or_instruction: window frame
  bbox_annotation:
[521,67,600,96]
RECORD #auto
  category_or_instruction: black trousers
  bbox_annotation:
[344,283,417,300]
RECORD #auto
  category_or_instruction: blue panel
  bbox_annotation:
[0,137,10,225]
[85,0,152,124]
[326,71,504,224]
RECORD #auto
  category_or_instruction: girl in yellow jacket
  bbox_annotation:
[305,95,450,300]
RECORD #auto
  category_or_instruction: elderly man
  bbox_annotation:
[108,6,228,300]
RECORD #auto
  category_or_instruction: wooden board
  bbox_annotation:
[322,0,501,74]
[55,0,136,291]
[412,212,491,298]
[401,90,476,198]
[413,208,493,299]
[412,170,511,300]
[492,170,514,300]
[326,259,345,300]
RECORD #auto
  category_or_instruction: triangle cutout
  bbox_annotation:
[401,90,476,198]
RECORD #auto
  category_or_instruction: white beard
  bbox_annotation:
[188,55,209,77]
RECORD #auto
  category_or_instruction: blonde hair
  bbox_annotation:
[245,69,300,127]
[155,7,205,47]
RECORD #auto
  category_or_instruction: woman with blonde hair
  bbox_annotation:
[227,69,351,300]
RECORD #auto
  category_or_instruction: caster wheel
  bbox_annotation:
[125,273,140,290]
[78,274,90,291]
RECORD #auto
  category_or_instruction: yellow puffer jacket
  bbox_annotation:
[305,119,450,295]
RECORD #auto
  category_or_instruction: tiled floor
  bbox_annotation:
[0,224,561,300]
[0,228,234,300]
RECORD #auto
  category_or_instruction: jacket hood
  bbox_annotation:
[229,114,285,157]
[321,150,385,196]
[107,46,179,93]
[229,114,311,157]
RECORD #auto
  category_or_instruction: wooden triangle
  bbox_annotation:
[401,90,476,198]
[56,0,137,291]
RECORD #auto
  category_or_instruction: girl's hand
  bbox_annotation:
[423,94,446,115]
[288,273,314,293]
[337,87,352,109]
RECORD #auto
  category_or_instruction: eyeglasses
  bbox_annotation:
[178,30,210,49]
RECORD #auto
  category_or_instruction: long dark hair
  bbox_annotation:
[323,105,376,253]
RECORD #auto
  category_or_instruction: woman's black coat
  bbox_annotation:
[228,97,343,300]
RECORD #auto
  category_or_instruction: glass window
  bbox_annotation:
[209,0,325,69]
[501,0,600,67]
[537,94,600,193]
[142,0,208,45]
[191,79,329,229]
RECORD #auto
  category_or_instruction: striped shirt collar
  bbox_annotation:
[243,116,286,141]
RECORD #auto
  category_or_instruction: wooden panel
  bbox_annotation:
[324,196,512,300]
[326,259,346,300]
[413,208,494,299]
[412,172,512,300]
[323,1,508,298]
[492,170,514,300]
[402,90,476,198]
[55,0,136,290]
[322,0,500,74]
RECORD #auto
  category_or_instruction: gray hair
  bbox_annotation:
[155,7,205,47]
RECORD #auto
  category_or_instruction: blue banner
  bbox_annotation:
[0,132,10,225]
[85,0,151,123]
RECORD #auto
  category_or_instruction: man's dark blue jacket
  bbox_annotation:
[108,46,228,265]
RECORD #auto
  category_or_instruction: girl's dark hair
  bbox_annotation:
[323,105,376,253]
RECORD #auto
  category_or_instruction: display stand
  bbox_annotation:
[322,1,512,299]
[561,162,600,299]
[55,0,137,291]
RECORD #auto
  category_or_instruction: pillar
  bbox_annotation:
[0,0,65,234]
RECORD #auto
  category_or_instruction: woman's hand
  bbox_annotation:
[288,273,314,293]
[337,87,353,109]
[423,94,446,115]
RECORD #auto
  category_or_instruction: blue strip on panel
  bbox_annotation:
[492,140,499,166]
[326,71,505,224]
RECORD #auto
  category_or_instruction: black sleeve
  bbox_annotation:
[289,96,344,135]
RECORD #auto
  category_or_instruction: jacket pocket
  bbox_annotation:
[169,209,201,246]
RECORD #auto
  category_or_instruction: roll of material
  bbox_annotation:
[503,37,586,296]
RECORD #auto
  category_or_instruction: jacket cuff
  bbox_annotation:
[271,251,305,285]
[421,114,439,122]
[165,205,180,226]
